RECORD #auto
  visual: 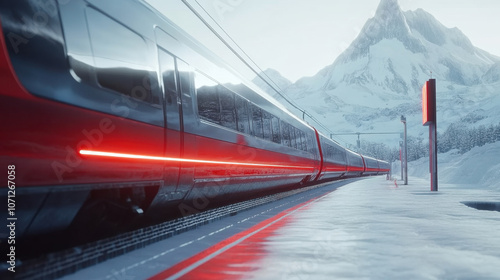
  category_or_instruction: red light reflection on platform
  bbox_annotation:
[149,194,324,280]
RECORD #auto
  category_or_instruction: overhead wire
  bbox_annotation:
[189,0,303,110]
[181,0,349,143]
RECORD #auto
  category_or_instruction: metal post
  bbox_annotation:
[401,116,408,185]
[405,119,408,185]
[356,133,361,150]
[423,79,438,191]
[429,122,438,191]
[399,140,403,181]
[388,161,392,180]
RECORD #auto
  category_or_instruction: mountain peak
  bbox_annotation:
[375,0,402,17]
[299,0,499,95]
[334,0,425,65]
[373,0,408,32]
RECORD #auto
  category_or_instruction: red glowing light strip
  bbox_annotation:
[422,81,430,125]
[79,150,312,170]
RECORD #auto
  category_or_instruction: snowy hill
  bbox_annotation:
[408,141,500,191]
[277,0,500,146]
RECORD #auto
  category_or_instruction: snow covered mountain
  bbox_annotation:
[278,0,500,146]
[296,0,499,94]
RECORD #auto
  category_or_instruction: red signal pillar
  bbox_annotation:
[422,79,438,191]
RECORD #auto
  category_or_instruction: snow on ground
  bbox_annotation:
[249,176,500,280]
[248,143,500,279]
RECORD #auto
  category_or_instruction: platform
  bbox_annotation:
[62,177,500,279]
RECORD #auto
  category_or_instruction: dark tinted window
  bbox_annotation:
[251,104,264,138]
[262,111,272,141]
[296,128,303,151]
[159,50,177,106]
[235,95,250,134]
[325,144,332,159]
[349,153,363,166]
[219,87,236,130]
[271,115,281,144]
[300,131,307,151]
[196,72,220,123]
[281,122,291,147]
[307,133,316,153]
[158,49,181,130]
[336,145,347,162]
[325,143,347,162]
[177,60,195,118]
[87,9,159,104]
[290,127,297,149]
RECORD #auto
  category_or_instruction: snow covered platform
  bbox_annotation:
[245,177,500,279]
[159,176,500,279]
[62,176,500,279]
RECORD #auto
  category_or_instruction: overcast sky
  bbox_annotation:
[146,0,500,82]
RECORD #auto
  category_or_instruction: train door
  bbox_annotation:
[157,48,184,201]
[154,27,198,217]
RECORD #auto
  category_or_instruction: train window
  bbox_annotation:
[336,146,347,162]
[300,131,306,151]
[300,131,307,151]
[307,133,315,153]
[219,87,237,130]
[296,129,302,150]
[281,121,291,147]
[351,154,362,166]
[325,144,332,159]
[86,9,159,104]
[251,104,264,138]
[290,127,297,149]
[295,128,302,151]
[177,60,196,119]
[333,146,338,159]
[235,95,250,134]
[158,49,181,130]
[196,71,221,124]
[158,50,177,106]
[271,115,281,144]
[262,111,272,141]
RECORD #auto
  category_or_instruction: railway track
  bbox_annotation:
[9,179,358,280]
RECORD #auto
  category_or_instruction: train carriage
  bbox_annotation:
[0,0,390,251]
[0,0,323,240]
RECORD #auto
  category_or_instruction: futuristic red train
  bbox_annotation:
[0,0,390,243]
